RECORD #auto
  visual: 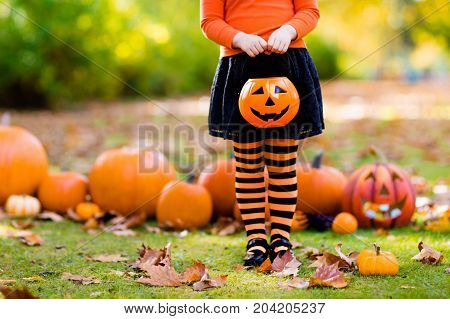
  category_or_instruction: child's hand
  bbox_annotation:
[266,25,297,54]
[232,32,267,57]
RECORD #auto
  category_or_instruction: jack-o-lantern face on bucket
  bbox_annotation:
[239,77,300,128]
[342,163,416,229]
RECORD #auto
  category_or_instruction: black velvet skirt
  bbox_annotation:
[208,48,324,142]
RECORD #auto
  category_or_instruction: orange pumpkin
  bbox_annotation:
[357,244,399,276]
[75,202,101,221]
[89,148,176,217]
[332,212,358,234]
[342,147,416,228]
[198,159,236,218]
[38,172,88,212]
[0,126,48,204]
[156,181,212,230]
[296,151,347,216]
[239,77,299,128]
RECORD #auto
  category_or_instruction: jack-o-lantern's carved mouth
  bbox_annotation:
[250,105,289,122]
[362,196,407,220]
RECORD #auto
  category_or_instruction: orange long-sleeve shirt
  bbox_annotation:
[200,0,320,57]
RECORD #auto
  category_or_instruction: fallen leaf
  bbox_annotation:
[176,229,189,238]
[145,226,161,234]
[334,243,359,270]
[445,268,450,273]
[22,276,44,282]
[271,251,301,277]
[111,229,136,237]
[132,244,171,273]
[309,244,358,272]
[309,263,348,289]
[181,261,207,284]
[90,292,102,297]
[278,277,309,290]
[234,264,246,272]
[109,211,147,230]
[61,272,100,285]
[11,220,35,230]
[374,228,389,236]
[412,241,443,265]
[291,239,303,249]
[400,285,416,289]
[211,217,243,236]
[256,258,272,273]
[0,279,16,285]
[66,208,81,222]
[0,286,39,299]
[19,233,43,246]
[300,246,320,259]
[137,265,182,287]
[86,254,128,263]
[38,211,64,222]
[192,271,227,291]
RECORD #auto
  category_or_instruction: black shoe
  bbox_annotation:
[244,239,270,267]
[269,237,293,261]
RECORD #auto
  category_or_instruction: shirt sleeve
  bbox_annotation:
[286,0,320,39]
[200,0,240,49]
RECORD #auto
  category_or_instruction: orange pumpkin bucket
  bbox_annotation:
[238,77,300,128]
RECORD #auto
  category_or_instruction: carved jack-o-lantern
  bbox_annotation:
[239,77,300,128]
[342,148,416,229]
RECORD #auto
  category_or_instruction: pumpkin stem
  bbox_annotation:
[368,145,387,164]
[373,244,381,256]
[186,172,197,184]
[311,150,324,169]
[0,112,11,126]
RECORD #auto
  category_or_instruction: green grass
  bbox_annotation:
[1,220,448,299]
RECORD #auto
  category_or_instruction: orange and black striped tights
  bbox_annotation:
[234,138,298,261]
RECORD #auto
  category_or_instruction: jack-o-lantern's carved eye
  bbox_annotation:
[392,172,402,181]
[365,171,376,180]
[275,86,286,94]
[252,87,264,95]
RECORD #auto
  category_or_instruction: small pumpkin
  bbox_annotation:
[156,181,212,230]
[239,77,299,128]
[198,159,236,218]
[0,126,48,205]
[342,146,416,228]
[89,148,176,217]
[357,244,399,276]
[5,195,41,217]
[291,210,309,231]
[296,151,347,216]
[75,202,101,221]
[332,212,358,234]
[38,172,88,212]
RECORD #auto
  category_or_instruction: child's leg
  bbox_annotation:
[233,139,268,261]
[264,138,299,255]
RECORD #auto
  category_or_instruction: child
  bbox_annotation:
[200,0,324,266]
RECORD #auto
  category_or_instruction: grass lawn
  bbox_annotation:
[1,219,448,299]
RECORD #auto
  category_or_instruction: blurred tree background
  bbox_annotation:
[0,0,448,108]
